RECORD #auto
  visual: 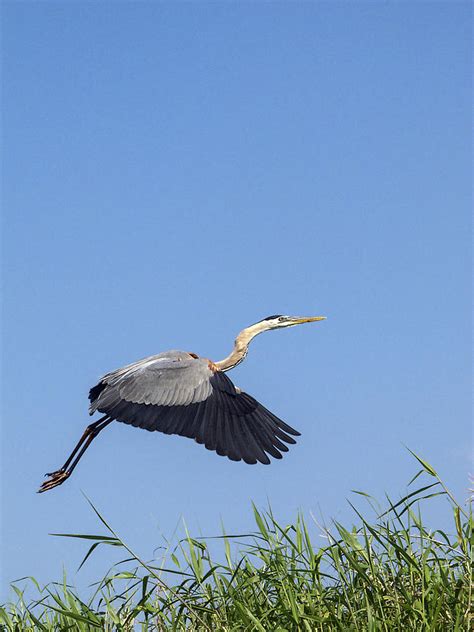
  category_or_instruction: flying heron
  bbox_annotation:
[39,314,326,492]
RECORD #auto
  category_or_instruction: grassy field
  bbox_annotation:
[1,453,472,631]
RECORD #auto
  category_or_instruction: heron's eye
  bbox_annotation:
[278,317,285,322]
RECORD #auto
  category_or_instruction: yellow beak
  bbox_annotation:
[293,316,326,324]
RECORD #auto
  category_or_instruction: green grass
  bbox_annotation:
[1,453,472,631]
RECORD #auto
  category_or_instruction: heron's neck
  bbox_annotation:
[214,324,264,372]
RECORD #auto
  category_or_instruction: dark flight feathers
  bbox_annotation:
[88,368,300,465]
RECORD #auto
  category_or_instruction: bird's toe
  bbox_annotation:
[38,470,70,493]
[45,469,64,477]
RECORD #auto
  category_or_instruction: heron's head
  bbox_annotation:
[254,314,326,333]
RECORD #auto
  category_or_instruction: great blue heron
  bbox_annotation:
[39,315,326,492]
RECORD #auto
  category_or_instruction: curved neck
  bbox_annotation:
[215,323,267,372]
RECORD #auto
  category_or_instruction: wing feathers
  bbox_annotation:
[232,419,257,464]
[223,417,241,462]
[89,357,301,464]
[242,419,270,465]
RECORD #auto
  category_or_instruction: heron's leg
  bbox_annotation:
[38,415,112,493]
[44,415,110,476]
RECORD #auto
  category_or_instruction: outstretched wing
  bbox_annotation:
[89,351,300,464]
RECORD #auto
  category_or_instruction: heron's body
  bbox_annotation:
[88,349,299,465]
[39,315,325,492]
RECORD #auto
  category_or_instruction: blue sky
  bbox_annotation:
[2,2,471,598]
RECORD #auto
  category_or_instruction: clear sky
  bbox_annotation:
[2,2,471,599]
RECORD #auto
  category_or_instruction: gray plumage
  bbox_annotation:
[90,352,213,410]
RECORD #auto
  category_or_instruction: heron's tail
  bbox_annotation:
[88,380,107,414]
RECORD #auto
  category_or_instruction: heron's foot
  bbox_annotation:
[38,469,70,493]
[45,468,64,477]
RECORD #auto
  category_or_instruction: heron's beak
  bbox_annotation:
[292,316,326,324]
